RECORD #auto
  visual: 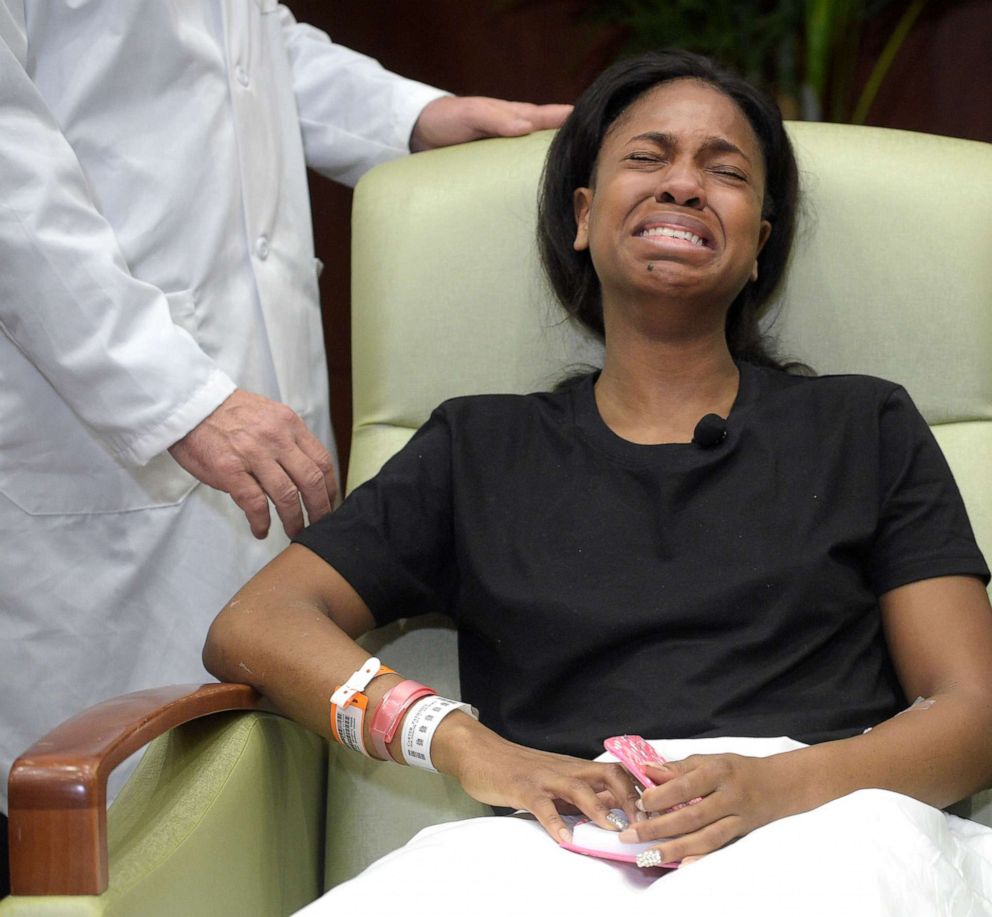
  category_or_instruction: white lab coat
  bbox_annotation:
[0,0,444,810]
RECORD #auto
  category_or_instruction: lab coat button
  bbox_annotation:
[236,65,249,86]
[254,236,270,260]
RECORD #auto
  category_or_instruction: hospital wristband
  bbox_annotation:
[329,657,396,756]
[369,679,437,762]
[399,695,479,772]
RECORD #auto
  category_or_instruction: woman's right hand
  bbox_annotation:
[427,712,640,843]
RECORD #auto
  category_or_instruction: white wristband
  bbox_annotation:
[400,695,478,772]
[333,700,369,756]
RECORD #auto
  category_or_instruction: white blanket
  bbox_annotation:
[299,738,992,916]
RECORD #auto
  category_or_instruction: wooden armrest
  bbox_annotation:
[8,682,263,896]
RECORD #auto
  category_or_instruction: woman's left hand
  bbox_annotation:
[620,753,789,863]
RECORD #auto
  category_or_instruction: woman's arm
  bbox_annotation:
[203,543,638,841]
[620,575,992,863]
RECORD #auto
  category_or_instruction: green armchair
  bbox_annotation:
[4,123,991,915]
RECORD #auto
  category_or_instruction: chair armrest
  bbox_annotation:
[8,682,262,896]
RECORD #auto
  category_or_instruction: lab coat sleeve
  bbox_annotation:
[0,16,236,467]
[278,6,448,187]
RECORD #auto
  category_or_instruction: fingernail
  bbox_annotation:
[635,798,647,812]
[558,827,572,843]
[606,810,629,830]
[618,828,638,843]
[636,849,663,868]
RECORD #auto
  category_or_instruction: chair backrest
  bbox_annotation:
[324,123,992,888]
[349,123,991,540]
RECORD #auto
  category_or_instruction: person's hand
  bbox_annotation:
[431,716,639,843]
[409,96,573,152]
[618,753,788,863]
[168,389,337,539]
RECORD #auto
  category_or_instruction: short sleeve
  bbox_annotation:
[868,386,990,594]
[294,408,455,625]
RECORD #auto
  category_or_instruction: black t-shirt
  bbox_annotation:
[297,363,989,758]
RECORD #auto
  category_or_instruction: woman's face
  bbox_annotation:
[573,79,772,319]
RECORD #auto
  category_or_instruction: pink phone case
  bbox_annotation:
[605,735,703,813]
[557,736,686,869]
[603,734,668,789]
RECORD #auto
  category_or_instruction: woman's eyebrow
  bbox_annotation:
[628,131,752,164]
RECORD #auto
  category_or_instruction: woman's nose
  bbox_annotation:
[655,164,705,209]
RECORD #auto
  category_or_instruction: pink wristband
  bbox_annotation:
[369,679,436,762]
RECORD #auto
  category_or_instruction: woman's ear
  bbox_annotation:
[751,219,772,281]
[573,187,592,251]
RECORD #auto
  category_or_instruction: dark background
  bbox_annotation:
[296,0,991,479]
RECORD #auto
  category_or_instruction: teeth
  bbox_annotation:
[640,226,705,246]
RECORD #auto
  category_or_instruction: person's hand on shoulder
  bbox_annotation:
[168,389,337,539]
[409,96,572,152]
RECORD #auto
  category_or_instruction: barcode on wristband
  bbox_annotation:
[332,694,369,756]
[400,695,476,771]
[337,711,360,751]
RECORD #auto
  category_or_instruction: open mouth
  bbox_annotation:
[637,226,708,247]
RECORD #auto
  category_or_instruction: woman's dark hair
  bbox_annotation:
[537,49,799,369]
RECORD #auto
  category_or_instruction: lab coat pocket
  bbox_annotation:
[0,325,199,517]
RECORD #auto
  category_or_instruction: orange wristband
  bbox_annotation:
[329,657,396,756]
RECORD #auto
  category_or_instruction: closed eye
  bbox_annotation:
[711,167,748,181]
[626,152,665,164]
